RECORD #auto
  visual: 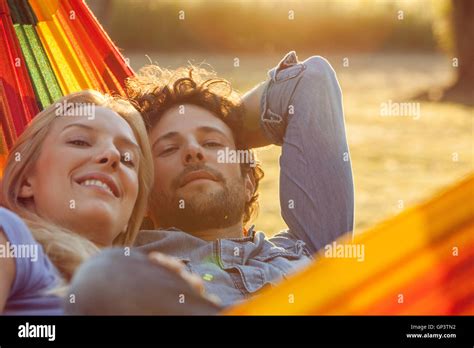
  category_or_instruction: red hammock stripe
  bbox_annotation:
[0,0,38,141]
[69,0,134,95]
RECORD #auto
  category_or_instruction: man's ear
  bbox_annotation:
[18,177,34,199]
[244,170,256,203]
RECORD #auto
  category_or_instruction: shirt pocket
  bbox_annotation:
[219,245,304,294]
[254,240,310,275]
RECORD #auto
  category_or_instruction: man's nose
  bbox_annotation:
[183,142,205,164]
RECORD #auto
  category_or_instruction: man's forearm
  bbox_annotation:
[267,54,354,253]
[240,81,272,149]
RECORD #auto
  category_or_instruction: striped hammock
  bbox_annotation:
[0,0,133,174]
[226,174,474,315]
[1,0,473,316]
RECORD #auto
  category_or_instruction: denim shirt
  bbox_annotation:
[135,51,354,308]
[134,226,312,307]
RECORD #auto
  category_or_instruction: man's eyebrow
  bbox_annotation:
[152,131,180,152]
[196,126,231,140]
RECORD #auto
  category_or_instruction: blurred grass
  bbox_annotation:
[88,0,440,54]
[126,51,473,236]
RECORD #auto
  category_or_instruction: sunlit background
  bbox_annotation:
[87,0,473,235]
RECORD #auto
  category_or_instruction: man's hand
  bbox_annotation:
[241,81,272,149]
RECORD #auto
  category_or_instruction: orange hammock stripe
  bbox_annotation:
[336,222,474,315]
[225,174,474,315]
[30,1,97,94]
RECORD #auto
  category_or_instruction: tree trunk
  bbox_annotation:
[441,0,474,105]
[413,0,474,105]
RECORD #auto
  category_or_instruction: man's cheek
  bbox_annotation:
[153,167,166,185]
[152,177,171,196]
[226,163,243,179]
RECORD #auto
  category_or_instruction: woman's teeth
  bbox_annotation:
[80,179,114,195]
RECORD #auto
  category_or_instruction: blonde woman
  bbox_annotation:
[0,90,154,314]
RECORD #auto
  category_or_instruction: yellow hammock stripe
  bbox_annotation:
[28,0,97,94]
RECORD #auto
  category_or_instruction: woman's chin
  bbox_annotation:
[72,204,119,230]
[77,201,120,221]
[68,209,120,246]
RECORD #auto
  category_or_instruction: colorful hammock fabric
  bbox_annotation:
[0,0,133,176]
[226,174,474,315]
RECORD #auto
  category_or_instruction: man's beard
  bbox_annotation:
[149,165,246,234]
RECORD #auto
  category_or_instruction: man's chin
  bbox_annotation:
[151,178,246,232]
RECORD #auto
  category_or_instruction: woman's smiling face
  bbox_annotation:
[19,106,140,246]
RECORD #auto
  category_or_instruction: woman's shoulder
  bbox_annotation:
[0,207,36,245]
[0,206,24,223]
[0,207,57,275]
[0,207,63,315]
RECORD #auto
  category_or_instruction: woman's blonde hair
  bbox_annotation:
[1,90,153,282]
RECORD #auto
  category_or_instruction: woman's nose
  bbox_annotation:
[96,145,121,169]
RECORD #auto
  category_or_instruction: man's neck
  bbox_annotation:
[189,222,244,242]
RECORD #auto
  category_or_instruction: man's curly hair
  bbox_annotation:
[126,64,264,226]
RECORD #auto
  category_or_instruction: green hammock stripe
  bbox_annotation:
[13,24,49,108]
[23,25,63,102]
[14,24,63,109]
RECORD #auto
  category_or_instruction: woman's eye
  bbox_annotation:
[67,139,90,146]
[121,154,135,167]
[204,141,223,148]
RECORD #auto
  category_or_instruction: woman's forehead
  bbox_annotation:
[52,106,136,140]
